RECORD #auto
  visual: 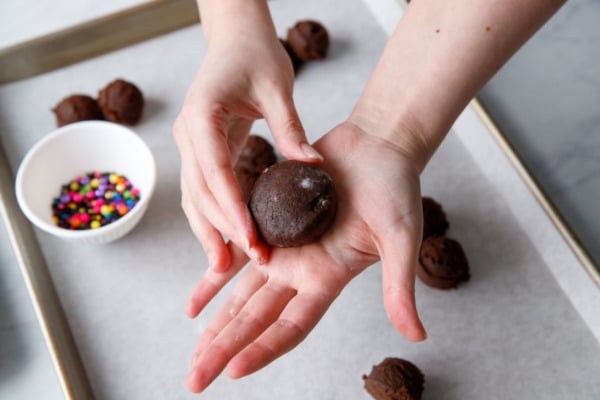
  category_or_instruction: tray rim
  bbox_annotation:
[470,98,600,287]
[0,1,200,399]
[0,0,199,84]
[0,0,597,398]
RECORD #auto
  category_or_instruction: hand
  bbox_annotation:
[172,26,323,272]
[185,122,427,393]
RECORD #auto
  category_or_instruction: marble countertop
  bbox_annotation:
[1,1,598,399]
[479,0,600,267]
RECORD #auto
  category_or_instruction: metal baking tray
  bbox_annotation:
[0,1,198,398]
[0,0,597,398]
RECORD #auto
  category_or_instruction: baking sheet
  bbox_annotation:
[0,212,64,399]
[0,141,94,399]
[0,0,199,84]
[1,0,599,399]
[0,0,146,49]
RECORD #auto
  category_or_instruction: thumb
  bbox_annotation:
[261,94,324,163]
[380,227,427,342]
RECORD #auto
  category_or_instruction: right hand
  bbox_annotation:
[173,26,323,272]
[184,121,427,393]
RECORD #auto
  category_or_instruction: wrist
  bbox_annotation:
[197,0,277,43]
[350,0,564,173]
[348,100,434,173]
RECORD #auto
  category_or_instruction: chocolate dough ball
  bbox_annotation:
[362,358,425,400]
[235,165,260,204]
[52,94,104,127]
[97,79,144,125]
[249,160,337,247]
[237,135,277,173]
[418,236,470,289]
[287,20,330,61]
[234,135,277,202]
[422,197,449,239]
[280,39,304,73]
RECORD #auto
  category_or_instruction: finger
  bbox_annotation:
[227,117,254,163]
[379,227,426,342]
[188,112,266,263]
[191,264,269,359]
[179,152,238,272]
[187,283,297,392]
[175,128,240,248]
[226,290,333,378]
[182,166,236,243]
[181,201,230,273]
[200,283,297,358]
[186,242,249,318]
[260,93,323,163]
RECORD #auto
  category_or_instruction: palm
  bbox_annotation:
[185,122,426,393]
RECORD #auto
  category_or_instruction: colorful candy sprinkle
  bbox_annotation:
[51,171,141,230]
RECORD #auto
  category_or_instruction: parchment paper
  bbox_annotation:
[1,0,598,399]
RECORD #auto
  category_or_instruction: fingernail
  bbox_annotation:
[301,143,324,161]
[256,254,267,265]
[242,236,257,263]
[248,245,265,265]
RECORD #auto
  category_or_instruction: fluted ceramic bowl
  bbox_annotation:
[15,121,156,245]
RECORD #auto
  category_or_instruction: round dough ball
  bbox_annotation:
[422,197,449,239]
[234,135,278,203]
[418,236,470,289]
[237,135,277,173]
[97,79,144,125]
[286,20,330,61]
[362,357,425,400]
[249,160,337,247]
[52,94,103,127]
[279,38,304,73]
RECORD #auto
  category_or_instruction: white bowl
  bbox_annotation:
[15,121,156,245]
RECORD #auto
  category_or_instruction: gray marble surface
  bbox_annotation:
[0,0,599,399]
[479,0,600,266]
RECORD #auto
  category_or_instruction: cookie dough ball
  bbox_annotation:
[238,135,277,173]
[362,358,425,400]
[280,39,304,73]
[422,197,449,239]
[249,160,337,247]
[235,165,260,204]
[97,79,144,125]
[234,135,277,202]
[52,94,104,127]
[287,20,330,61]
[418,236,470,289]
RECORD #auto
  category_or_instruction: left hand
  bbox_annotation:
[185,122,427,393]
[173,20,321,273]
